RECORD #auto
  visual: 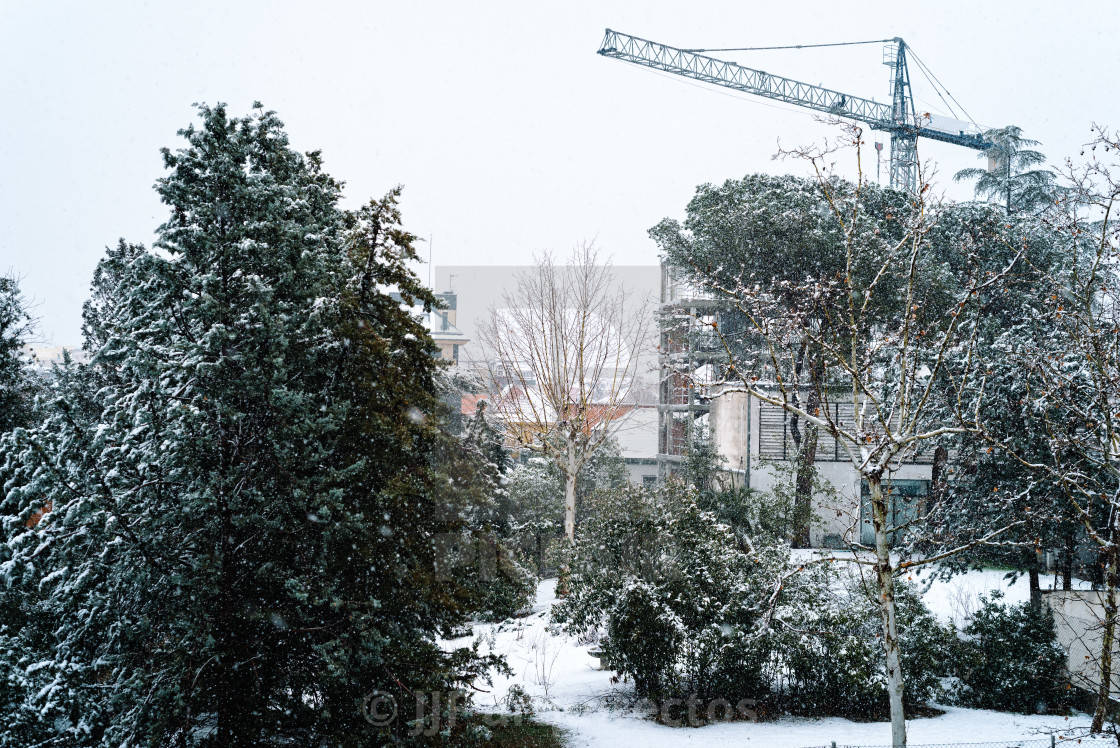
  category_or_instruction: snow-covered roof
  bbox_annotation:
[419,309,469,343]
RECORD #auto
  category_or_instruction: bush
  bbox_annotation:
[896,583,958,707]
[775,596,885,716]
[553,483,782,704]
[454,535,536,623]
[951,593,1070,713]
[473,566,535,623]
[553,482,954,718]
[772,577,953,719]
[604,580,684,698]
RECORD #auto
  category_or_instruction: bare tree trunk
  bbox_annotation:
[563,447,577,542]
[1092,548,1119,733]
[537,532,545,576]
[929,446,948,505]
[790,342,816,548]
[792,415,818,548]
[1063,534,1074,591]
[557,449,578,598]
[869,474,907,748]
[1027,512,1042,611]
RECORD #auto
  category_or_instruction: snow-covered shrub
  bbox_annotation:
[554,482,954,718]
[464,547,536,623]
[775,593,884,715]
[773,577,953,718]
[504,459,565,575]
[951,592,1070,713]
[602,579,685,698]
[553,483,782,703]
[895,583,958,706]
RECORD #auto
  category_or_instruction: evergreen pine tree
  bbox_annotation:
[0,273,42,745]
[0,104,493,747]
[0,275,36,433]
[954,126,1058,214]
[923,206,1086,602]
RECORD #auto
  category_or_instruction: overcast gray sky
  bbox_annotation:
[2,0,1117,344]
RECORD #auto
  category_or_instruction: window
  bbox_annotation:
[859,479,929,546]
[758,401,849,462]
[642,475,657,487]
[757,400,935,464]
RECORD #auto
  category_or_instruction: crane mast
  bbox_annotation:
[597,29,986,192]
[886,39,919,191]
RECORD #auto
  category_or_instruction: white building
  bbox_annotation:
[709,389,936,547]
[659,264,935,548]
[434,265,661,485]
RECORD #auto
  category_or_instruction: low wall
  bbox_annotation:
[1043,589,1120,694]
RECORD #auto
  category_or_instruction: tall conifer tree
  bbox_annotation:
[0,104,490,746]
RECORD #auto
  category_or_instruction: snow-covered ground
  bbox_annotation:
[451,567,1108,748]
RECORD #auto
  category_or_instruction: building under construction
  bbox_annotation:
[656,262,936,547]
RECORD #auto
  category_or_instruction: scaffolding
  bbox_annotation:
[657,263,725,480]
[657,262,936,483]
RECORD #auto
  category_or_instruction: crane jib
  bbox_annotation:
[597,29,986,157]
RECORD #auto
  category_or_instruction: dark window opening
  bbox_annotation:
[859,479,930,546]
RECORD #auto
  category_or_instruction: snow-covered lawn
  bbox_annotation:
[452,567,1108,748]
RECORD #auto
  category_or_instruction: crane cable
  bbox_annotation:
[908,49,963,120]
[906,46,983,132]
[683,38,895,53]
[684,38,986,135]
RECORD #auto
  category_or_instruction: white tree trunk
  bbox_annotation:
[869,475,907,748]
[556,447,579,598]
[563,446,578,542]
[1092,547,1119,733]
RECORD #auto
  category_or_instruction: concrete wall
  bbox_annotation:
[625,459,659,485]
[1044,590,1120,694]
[614,406,658,460]
[710,390,752,475]
[709,389,934,547]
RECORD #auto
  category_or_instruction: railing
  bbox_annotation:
[802,736,1101,748]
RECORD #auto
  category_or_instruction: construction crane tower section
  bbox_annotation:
[598,29,987,192]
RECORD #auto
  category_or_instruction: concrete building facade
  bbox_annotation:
[709,389,935,547]
[1043,590,1120,697]
[658,263,934,548]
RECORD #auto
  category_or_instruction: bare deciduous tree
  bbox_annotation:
[476,243,650,543]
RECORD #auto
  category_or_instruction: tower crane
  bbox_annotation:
[597,29,988,192]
